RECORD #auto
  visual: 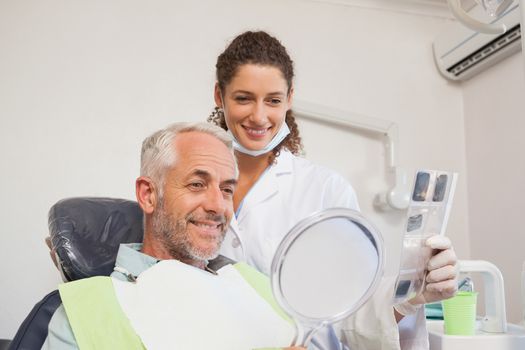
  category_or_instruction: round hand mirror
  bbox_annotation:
[270,208,384,346]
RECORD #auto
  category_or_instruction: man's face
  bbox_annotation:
[152,131,237,262]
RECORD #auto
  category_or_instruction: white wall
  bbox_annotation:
[0,0,469,338]
[462,51,525,324]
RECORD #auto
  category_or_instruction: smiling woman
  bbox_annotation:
[207,29,362,279]
[209,31,302,164]
[217,64,292,154]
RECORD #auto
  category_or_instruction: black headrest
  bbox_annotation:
[48,197,144,281]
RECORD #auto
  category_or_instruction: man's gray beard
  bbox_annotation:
[151,202,226,262]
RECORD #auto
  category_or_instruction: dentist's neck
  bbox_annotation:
[236,151,271,176]
[233,151,272,210]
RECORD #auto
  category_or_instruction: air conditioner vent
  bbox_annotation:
[433,1,521,81]
[447,24,521,77]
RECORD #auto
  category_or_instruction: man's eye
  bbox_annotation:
[221,187,234,196]
[189,182,205,190]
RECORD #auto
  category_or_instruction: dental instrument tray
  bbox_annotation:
[393,170,458,304]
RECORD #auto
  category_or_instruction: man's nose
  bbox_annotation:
[204,187,227,215]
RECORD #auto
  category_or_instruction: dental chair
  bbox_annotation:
[9,197,144,350]
[46,197,144,281]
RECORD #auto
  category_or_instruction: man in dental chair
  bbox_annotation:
[42,122,304,350]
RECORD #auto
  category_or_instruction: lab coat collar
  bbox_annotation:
[229,215,241,237]
[226,215,245,260]
[236,149,294,223]
[273,149,294,175]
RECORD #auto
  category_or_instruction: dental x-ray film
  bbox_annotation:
[393,170,458,304]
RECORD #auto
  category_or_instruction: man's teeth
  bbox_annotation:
[194,222,218,229]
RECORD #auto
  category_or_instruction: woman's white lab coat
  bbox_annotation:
[219,150,429,350]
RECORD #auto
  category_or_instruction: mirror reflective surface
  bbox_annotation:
[271,208,384,346]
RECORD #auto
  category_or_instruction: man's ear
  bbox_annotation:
[214,83,223,108]
[136,176,157,214]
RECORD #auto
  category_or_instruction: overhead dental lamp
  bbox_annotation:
[447,0,514,34]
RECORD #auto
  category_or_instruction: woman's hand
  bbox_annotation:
[394,235,458,320]
[412,235,459,305]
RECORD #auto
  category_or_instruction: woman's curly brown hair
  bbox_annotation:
[208,31,303,164]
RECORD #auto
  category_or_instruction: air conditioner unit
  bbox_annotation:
[433,1,522,81]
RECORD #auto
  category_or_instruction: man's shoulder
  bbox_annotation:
[43,276,114,350]
[42,304,78,350]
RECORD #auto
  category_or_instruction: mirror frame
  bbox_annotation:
[270,208,385,329]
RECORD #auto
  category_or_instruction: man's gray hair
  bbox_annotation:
[140,122,237,196]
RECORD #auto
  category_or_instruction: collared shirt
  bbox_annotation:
[112,243,159,281]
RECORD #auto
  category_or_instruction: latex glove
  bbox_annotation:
[410,235,458,306]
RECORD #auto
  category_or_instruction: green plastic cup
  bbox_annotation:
[442,291,477,335]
